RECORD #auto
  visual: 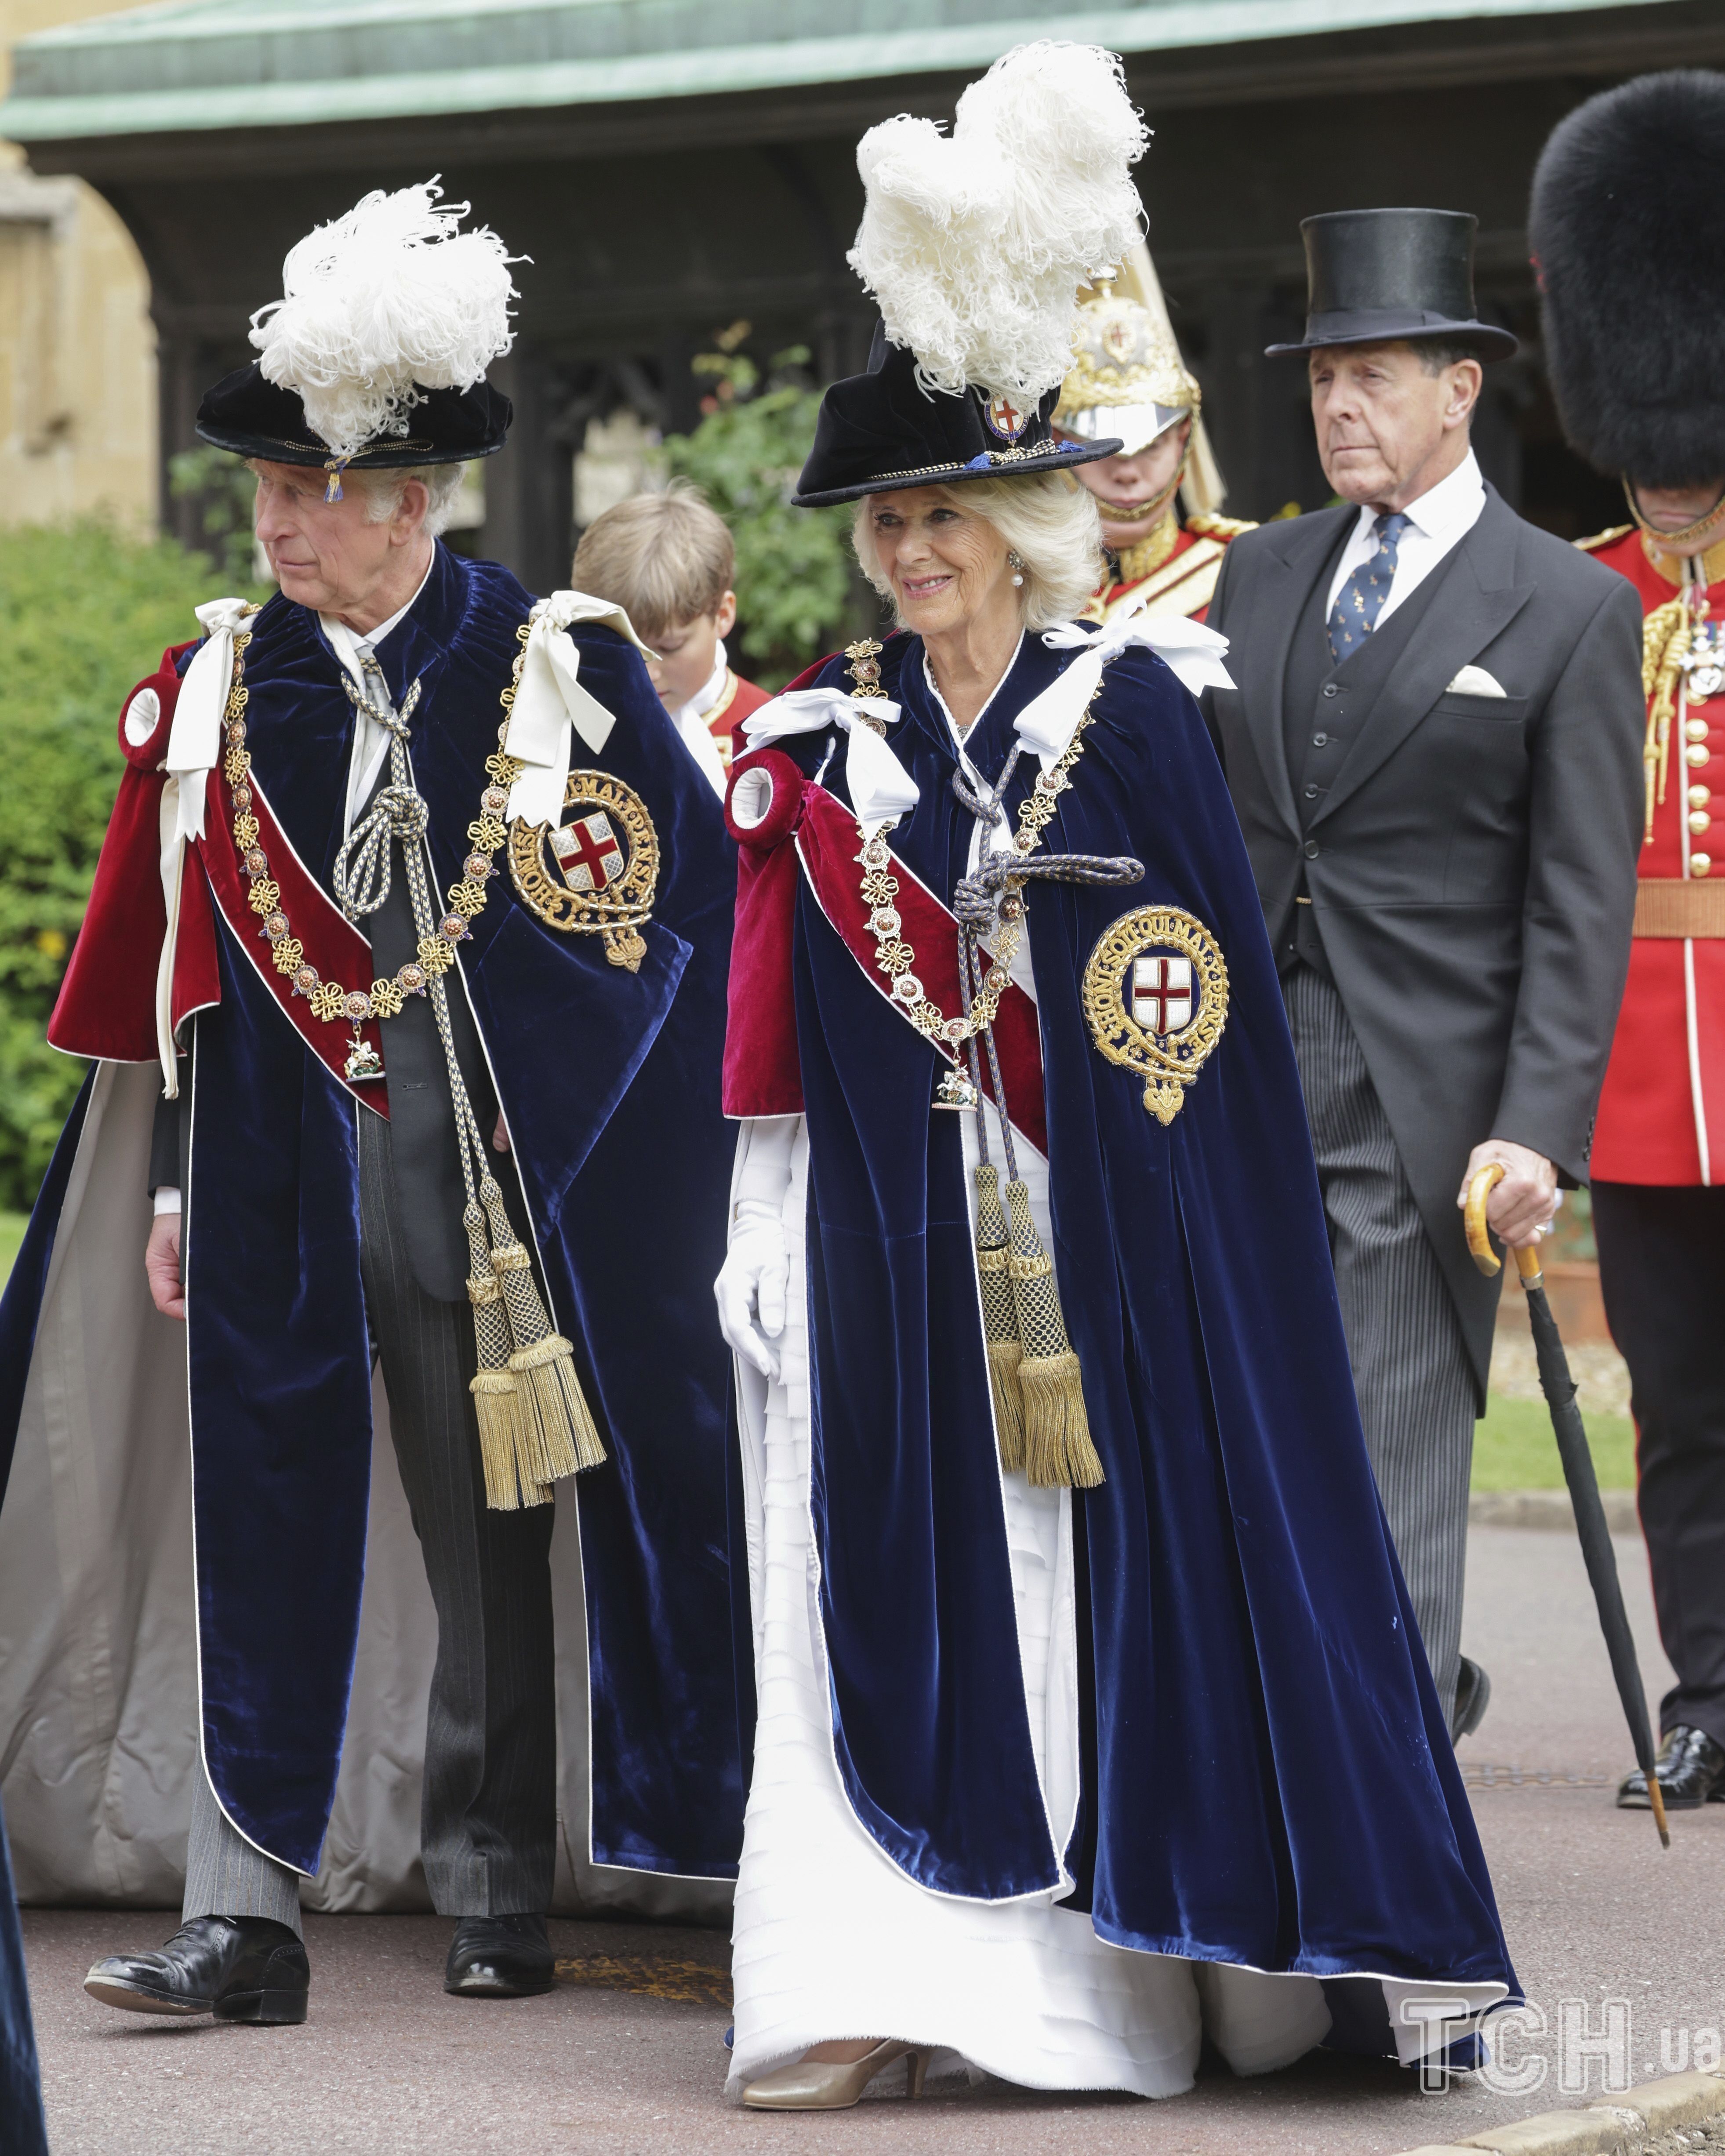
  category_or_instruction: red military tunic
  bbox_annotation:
[1080,511,1255,628]
[714,667,770,768]
[1585,525,1725,1184]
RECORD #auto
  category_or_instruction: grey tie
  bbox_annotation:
[1327,512,1411,664]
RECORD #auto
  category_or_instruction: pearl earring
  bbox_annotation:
[1008,550,1025,588]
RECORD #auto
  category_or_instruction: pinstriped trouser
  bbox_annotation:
[183,1107,558,1933]
[1281,965,1475,1727]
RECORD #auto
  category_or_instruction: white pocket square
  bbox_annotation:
[1445,664,1506,697]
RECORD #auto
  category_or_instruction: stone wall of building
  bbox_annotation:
[0,1,154,531]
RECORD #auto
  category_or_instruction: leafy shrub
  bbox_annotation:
[0,520,269,1210]
[663,344,861,686]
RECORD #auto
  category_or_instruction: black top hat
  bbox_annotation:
[1265,209,1516,360]
[793,330,1122,508]
[196,363,512,469]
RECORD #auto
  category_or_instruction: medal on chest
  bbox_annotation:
[1681,618,1725,705]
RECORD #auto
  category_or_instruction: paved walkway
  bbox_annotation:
[23,1525,1720,2156]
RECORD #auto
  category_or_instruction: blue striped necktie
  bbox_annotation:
[1327,511,1411,664]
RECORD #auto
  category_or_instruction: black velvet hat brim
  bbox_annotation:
[195,363,511,466]
[793,437,1122,509]
[1264,316,1517,359]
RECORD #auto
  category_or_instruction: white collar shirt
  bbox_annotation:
[668,639,734,799]
[922,637,1039,1009]
[321,546,437,839]
[1323,449,1487,630]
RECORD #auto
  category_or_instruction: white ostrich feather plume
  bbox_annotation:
[849,43,1148,404]
[250,178,520,461]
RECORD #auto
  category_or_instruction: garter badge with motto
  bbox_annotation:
[508,769,659,972]
[1081,906,1229,1124]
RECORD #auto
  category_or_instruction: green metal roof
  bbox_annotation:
[0,0,1684,141]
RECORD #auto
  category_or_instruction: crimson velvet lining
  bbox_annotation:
[722,749,805,1117]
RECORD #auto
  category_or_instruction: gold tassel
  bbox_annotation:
[513,1332,607,1476]
[1017,1352,1103,1490]
[1003,1179,1104,1490]
[1643,597,1691,842]
[973,1163,1026,1471]
[471,1370,528,1510]
[479,1177,607,1489]
[464,1200,534,1510]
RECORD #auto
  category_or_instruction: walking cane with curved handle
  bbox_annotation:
[1467,1162,1668,1845]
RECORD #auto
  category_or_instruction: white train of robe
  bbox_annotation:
[726,665,1501,2097]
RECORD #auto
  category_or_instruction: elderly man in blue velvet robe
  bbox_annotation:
[0,186,742,2023]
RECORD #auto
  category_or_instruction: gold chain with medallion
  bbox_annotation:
[220,616,531,1036]
[846,630,1097,1041]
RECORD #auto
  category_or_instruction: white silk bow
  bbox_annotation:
[741,687,919,833]
[152,595,255,1093]
[163,597,254,844]
[503,591,655,828]
[1017,610,1236,768]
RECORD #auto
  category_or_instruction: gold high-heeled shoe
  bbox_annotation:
[741,2038,930,2110]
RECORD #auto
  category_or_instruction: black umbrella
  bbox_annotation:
[1466,1164,1669,1847]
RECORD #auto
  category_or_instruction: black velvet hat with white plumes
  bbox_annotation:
[1530,70,1725,490]
[197,366,511,468]
[196,178,517,483]
[793,41,1150,511]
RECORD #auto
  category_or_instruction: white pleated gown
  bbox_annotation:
[726,1103,1340,2101]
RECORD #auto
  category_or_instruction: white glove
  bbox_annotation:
[716,1210,789,1381]
[715,1117,797,1381]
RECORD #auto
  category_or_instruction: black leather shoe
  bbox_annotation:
[444,1913,556,1998]
[1453,1657,1492,1741]
[84,1916,309,2023]
[1618,1724,1725,1811]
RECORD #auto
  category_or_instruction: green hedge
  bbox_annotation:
[1472,1394,1634,1489]
[663,345,861,687]
[0,520,268,1212]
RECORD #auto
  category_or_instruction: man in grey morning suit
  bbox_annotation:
[1204,209,1645,1736]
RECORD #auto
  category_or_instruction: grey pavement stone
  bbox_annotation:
[1471,1490,1640,1534]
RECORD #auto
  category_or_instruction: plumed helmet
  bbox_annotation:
[1053,279,1200,459]
[1530,71,1725,489]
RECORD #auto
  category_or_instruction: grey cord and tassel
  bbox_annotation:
[950,766,1141,1490]
[335,662,605,1509]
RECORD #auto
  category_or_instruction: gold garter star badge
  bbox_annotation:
[1081,906,1229,1124]
[508,769,659,972]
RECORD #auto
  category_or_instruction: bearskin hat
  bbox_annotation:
[1530,71,1725,488]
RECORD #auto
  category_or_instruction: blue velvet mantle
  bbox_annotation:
[774,628,1518,2000]
[0,545,746,1882]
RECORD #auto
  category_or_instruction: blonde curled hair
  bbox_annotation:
[851,472,1104,632]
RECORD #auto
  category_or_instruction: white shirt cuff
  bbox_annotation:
[153,1186,182,1216]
